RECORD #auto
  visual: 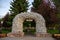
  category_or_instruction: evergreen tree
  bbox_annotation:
[6,0,28,27]
[0,21,1,27]
[53,0,60,32]
[0,21,2,33]
[3,12,10,27]
[31,0,42,12]
[10,0,28,14]
[53,0,60,23]
[53,0,60,7]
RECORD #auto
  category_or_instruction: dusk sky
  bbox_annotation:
[0,0,33,18]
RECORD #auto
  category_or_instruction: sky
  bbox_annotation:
[0,0,33,18]
[0,0,12,18]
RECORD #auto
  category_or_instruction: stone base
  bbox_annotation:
[7,32,51,38]
[36,33,52,37]
[7,32,24,37]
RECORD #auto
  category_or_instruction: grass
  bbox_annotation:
[1,28,11,34]
[1,27,60,34]
[47,29,59,34]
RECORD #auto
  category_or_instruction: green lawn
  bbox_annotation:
[47,29,59,34]
[1,28,11,34]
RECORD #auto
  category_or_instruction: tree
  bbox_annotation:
[53,0,60,23]
[3,12,10,27]
[53,0,60,7]
[0,21,2,33]
[53,0,60,33]
[0,18,3,33]
[6,0,29,27]
[0,20,1,28]
[32,0,57,24]
[31,0,42,12]
[10,0,28,14]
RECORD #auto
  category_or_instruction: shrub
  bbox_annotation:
[47,29,59,34]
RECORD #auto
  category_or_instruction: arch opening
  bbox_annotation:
[23,18,36,35]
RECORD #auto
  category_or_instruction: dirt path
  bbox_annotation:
[0,35,55,40]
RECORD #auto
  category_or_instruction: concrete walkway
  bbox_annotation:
[0,35,55,40]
